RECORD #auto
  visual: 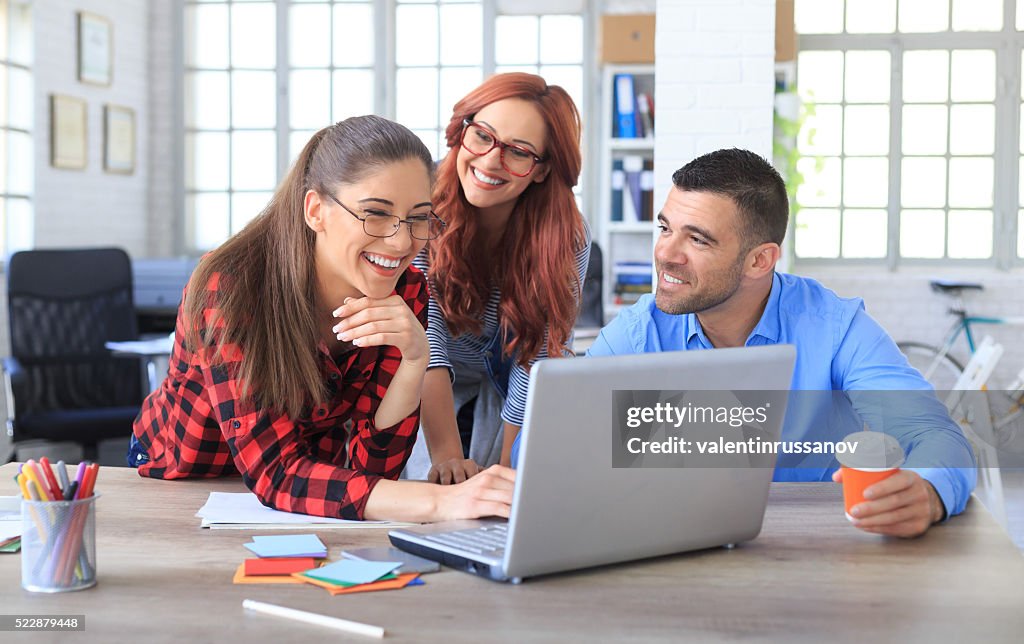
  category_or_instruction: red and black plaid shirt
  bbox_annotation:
[132,268,428,520]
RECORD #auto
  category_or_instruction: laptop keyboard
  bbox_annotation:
[423,524,508,556]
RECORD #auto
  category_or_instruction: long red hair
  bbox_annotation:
[430,73,586,367]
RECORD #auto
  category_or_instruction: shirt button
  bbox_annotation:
[329,373,339,380]
[232,420,241,429]
[317,408,326,417]
[484,351,493,359]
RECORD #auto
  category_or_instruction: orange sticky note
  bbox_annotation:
[293,572,420,596]
[232,563,307,585]
[244,557,318,576]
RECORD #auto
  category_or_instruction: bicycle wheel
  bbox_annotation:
[896,342,965,392]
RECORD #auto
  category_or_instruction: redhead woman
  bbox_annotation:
[408,73,590,483]
[130,116,514,521]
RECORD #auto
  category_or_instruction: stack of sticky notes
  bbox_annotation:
[233,534,328,585]
[244,534,327,558]
[293,559,423,596]
[1,494,22,552]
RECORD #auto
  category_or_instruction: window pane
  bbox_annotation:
[843,106,888,156]
[797,51,843,103]
[948,157,993,208]
[794,0,843,34]
[189,193,230,251]
[902,105,948,155]
[186,132,229,191]
[844,51,890,103]
[231,3,276,69]
[794,209,840,258]
[495,64,538,76]
[0,132,5,192]
[439,67,483,124]
[7,66,31,130]
[901,157,946,208]
[949,104,994,155]
[0,3,7,59]
[0,66,5,127]
[333,69,375,121]
[7,5,29,65]
[1020,158,1024,205]
[186,71,229,130]
[903,51,948,103]
[186,4,229,68]
[540,15,583,64]
[334,3,374,68]
[397,5,438,66]
[231,72,276,128]
[842,209,887,258]
[231,131,277,190]
[290,70,330,130]
[948,210,993,258]
[951,50,996,102]
[539,65,584,114]
[900,210,945,258]
[396,68,439,129]
[7,130,30,195]
[796,156,841,207]
[952,0,1002,32]
[496,16,539,65]
[289,130,316,168]
[412,128,441,161]
[232,192,272,235]
[846,0,896,33]
[1019,0,1024,31]
[290,4,330,67]
[440,3,482,66]
[899,0,949,32]
[843,157,888,207]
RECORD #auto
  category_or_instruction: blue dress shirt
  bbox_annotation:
[513,272,976,517]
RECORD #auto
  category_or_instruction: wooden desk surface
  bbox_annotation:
[2,465,1023,642]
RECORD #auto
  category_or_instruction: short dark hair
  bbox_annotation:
[671,148,789,250]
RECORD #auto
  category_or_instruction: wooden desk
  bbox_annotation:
[2,465,1023,642]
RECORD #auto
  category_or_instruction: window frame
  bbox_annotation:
[1,0,33,257]
[795,27,1024,270]
[178,0,592,255]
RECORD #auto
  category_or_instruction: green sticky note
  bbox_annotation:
[0,538,21,553]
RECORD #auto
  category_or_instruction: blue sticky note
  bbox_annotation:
[245,534,327,558]
[303,559,402,586]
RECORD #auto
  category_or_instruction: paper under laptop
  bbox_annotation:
[195,492,411,529]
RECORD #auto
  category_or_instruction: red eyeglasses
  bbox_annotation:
[460,120,546,177]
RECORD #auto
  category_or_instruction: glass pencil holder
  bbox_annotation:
[21,495,98,593]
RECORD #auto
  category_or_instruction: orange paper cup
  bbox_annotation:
[840,465,899,521]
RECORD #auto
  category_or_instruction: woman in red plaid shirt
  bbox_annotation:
[130,116,515,521]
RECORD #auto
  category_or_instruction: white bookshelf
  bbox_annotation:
[597,64,656,321]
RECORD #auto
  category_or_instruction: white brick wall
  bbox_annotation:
[653,0,776,213]
[801,268,1024,388]
[33,0,150,255]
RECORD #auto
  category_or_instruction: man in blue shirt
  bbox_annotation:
[586,148,974,538]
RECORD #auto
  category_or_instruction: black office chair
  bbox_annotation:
[4,248,143,462]
[576,241,604,328]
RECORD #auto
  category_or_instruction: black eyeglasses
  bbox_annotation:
[460,120,546,177]
[326,193,446,241]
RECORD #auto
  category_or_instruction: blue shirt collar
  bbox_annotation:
[684,272,782,348]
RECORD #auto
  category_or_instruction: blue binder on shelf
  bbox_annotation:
[610,159,625,222]
[614,74,638,138]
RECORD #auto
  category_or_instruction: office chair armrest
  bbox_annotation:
[2,356,25,387]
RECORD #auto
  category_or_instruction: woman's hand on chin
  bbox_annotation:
[333,295,428,362]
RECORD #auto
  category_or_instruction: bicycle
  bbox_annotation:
[897,279,1024,448]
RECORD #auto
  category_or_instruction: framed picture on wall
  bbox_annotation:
[50,94,88,170]
[78,12,112,86]
[104,104,136,174]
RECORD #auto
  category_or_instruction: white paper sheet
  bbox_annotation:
[195,492,411,529]
[105,334,174,355]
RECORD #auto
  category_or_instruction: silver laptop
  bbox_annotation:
[390,345,796,583]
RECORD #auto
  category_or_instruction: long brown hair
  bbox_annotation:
[183,116,433,418]
[430,73,586,367]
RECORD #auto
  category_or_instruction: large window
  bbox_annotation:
[0,0,32,255]
[793,0,1024,267]
[182,0,585,252]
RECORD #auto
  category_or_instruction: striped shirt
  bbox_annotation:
[414,220,591,426]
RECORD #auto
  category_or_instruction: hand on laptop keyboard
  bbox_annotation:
[436,464,516,521]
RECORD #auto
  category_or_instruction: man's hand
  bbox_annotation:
[428,457,481,485]
[833,469,945,538]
